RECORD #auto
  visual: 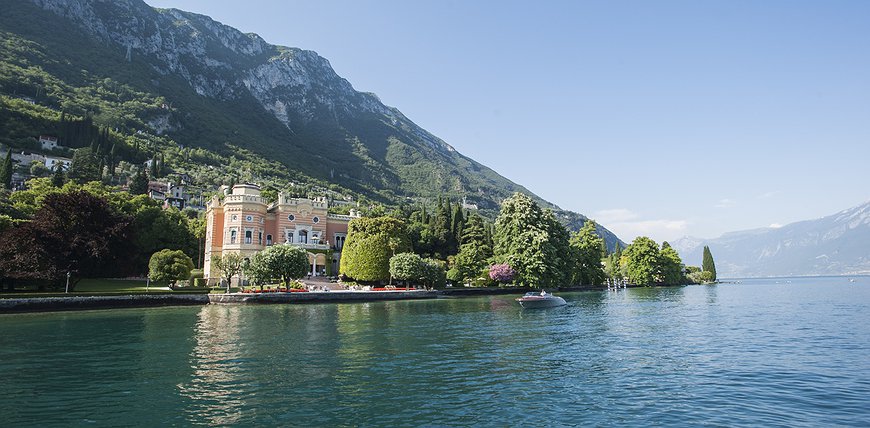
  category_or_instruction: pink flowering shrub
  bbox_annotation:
[488,263,516,283]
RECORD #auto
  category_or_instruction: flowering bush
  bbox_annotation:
[488,263,516,284]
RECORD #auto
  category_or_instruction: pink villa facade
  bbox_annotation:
[203,184,359,285]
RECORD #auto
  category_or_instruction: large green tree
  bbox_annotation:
[492,192,570,287]
[68,147,102,184]
[389,252,424,285]
[569,220,607,286]
[148,249,194,287]
[247,244,310,287]
[659,242,685,285]
[340,216,412,282]
[449,213,493,286]
[702,246,717,282]
[623,236,661,286]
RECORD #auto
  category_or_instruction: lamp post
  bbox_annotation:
[65,271,70,294]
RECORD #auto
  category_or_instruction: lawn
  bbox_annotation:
[0,278,214,298]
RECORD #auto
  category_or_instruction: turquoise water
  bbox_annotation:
[2,277,869,426]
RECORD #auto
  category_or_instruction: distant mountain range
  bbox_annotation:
[672,201,870,277]
[0,0,623,248]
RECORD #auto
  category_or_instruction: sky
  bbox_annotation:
[145,0,870,243]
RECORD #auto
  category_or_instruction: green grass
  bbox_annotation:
[0,278,213,298]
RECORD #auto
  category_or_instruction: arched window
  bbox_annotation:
[299,230,308,244]
[266,234,273,245]
[230,229,237,244]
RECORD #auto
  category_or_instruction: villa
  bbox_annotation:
[203,183,359,285]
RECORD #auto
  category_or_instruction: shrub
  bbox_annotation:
[149,249,194,287]
[488,263,516,284]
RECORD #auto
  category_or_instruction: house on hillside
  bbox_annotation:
[44,155,72,171]
[39,135,60,151]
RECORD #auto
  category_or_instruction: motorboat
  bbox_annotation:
[516,291,567,309]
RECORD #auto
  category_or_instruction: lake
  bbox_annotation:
[1,276,869,426]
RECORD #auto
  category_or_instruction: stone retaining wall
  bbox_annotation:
[209,290,438,304]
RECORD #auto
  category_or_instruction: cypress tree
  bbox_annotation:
[702,245,717,282]
[129,166,148,195]
[51,163,66,187]
[149,156,158,179]
[0,149,12,190]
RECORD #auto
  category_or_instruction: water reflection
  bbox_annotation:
[179,306,247,426]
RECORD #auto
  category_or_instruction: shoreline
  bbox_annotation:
[0,284,651,314]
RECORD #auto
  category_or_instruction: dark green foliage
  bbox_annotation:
[148,249,194,286]
[50,163,65,187]
[623,236,661,286]
[340,217,412,282]
[659,242,685,285]
[129,165,148,195]
[68,147,101,183]
[493,193,571,287]
[451,213,493,285]
[420,258,447,288]
[0,148,11,189]
[568,220,607,286]
[702,246,717,282]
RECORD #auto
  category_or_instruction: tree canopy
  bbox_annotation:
[339,216,412,282]
[148,249,194,286]
[493,193,570,287]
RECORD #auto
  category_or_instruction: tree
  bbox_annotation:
[493,193,570,287]
[0,191,134,290]
[389,252,424,285]
[605,246,623,282]
[659,242,685,285]
[248,244,310,287]
[0,149,11,190]
[68,147,101,184]
[450,213,493,285]
[420,258,447,288]
[129,166,148,195]
[568,220,607,285]
[702,246,717,282]
[148,249,194,287]
[50,164,66,187]
[339,217,412,282]
[623,236,661,286]
[212,252,244,292]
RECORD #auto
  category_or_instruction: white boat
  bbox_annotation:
[516,291,567,309]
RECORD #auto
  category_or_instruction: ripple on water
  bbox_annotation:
[0,279,869,426]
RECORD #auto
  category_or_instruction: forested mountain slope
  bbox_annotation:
[0,0,622,248]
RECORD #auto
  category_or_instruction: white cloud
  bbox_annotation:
[769,223,783,228]
[715,198,736,208]
[593,208,638,223]
[593,209,688,242]
[757,191,780,200]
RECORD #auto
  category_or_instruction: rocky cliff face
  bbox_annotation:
[673,202,870,277]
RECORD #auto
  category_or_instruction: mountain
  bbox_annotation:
[672,201,870,277]
[0,0,623,248]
